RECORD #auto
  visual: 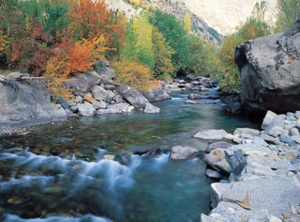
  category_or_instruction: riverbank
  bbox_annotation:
[200,111,300,221]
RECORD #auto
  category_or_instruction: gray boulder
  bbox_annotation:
[211,175,300,218]
[144,103,160,114]
[77,103,96,116]
[52,104,68,121]
[235,24,300,114]
[96,109,122,115]
[107,103,134,113]
[170,146,199,160]
[206,141,232,153]
[261,110,278,130]
[118,86,148,108]
[0,79,54,128]
[92,86,108,101]
[144,86,171,102]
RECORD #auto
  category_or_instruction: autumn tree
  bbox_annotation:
[183,11,192,34]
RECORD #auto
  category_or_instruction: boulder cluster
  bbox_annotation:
[198,111,300,221]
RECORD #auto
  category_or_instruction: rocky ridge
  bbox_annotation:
[199,110,300,221]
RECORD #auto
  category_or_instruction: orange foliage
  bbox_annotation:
[67,0,126,47]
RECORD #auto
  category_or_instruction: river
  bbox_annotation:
[0,89,260,222]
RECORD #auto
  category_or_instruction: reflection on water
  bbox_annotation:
[0,90,260,221]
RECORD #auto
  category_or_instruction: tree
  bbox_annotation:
[152,27,174,80]
[275,0,300,32]
[183,11,192,34]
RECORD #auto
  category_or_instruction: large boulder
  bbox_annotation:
[118,86,148,108]
[0,78,54,128]
[235,24,300,114]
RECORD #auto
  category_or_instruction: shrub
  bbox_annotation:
[183,11,192,33]
[111,58,153,92]
[275,0,300,32]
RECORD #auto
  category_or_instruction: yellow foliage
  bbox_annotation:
[183,11,192,33]
[129,0,141,7]
[111,58,153,92]
[0,29,9,53]
[149,5,156,12]
[44,53,73,100]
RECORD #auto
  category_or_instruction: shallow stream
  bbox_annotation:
[0,89,260,222]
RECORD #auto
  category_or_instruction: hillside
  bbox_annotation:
[184,0,278,35]
[106,0,224,45]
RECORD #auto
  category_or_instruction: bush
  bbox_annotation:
[275,0,300,32]
[111,59,153,92]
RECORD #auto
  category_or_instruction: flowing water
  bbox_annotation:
[0,89,260,222]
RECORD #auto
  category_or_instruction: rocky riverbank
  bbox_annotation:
[199,110,300,221]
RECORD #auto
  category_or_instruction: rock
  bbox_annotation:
[107,103,134,113]
[84,93,94,103]
[290,128,299,136]
[204,149,226,171]
[284,150,298,160]
[226,100,243,114]
[52,104,68,121]
[206,141,232,153]
[241,162,277,178]
[164,84,181,92]
[98,67,115,80]
[96,109,122,114]
[194,129,228,140]
[0,79,55,128]
[118,86,148,108]
[286,112,297,121]
[185,100,197,104]
[291,135,300,144]
[170,146,199,160]
[92,86,108,101]
[6,72,29,80]
[184,83,192,90]
[144,86,171,102]
[206,169,223,179]
[267,215,283,222]
[211,175,300,218]
[235,25,300,114]
[144,103,160,114]
[75,96,83,103]
[268,126,285,137]
[265,115,285,136]
[92,100,107,110]
[295,111,300,119]
[233,128,260,137]
[77,103,96,116]
[104,90,115,103]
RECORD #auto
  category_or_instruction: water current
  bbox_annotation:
[0,89,260,222]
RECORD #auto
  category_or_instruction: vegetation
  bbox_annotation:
[213,1,271,93]
[275,0,300,32]
[183,11,192,34]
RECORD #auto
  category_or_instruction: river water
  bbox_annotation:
[0,89,260,222]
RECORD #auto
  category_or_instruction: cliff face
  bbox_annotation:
[184,0,277,36]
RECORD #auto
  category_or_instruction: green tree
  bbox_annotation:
[152,10,190,73]
[275,0,300,32]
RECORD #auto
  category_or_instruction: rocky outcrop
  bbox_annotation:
[0,76,66,131]
[235,24,300,115]
[200,110,300,221]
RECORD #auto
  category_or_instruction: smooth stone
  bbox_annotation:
[295,111,300,119]
[261,111,278,130]
[170,146,199,160]
[118,86,149,108]
[75,96,83,103]
[268,126,285,137]
[194,129,228,140]
[291,135,300,144]
[284,150,298,160]
[144,103,160,114]
[265,115,286,135]
[84,93,94,103]
[107,103,134,113]
[52,104,68,121]
[77,103,96,116]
